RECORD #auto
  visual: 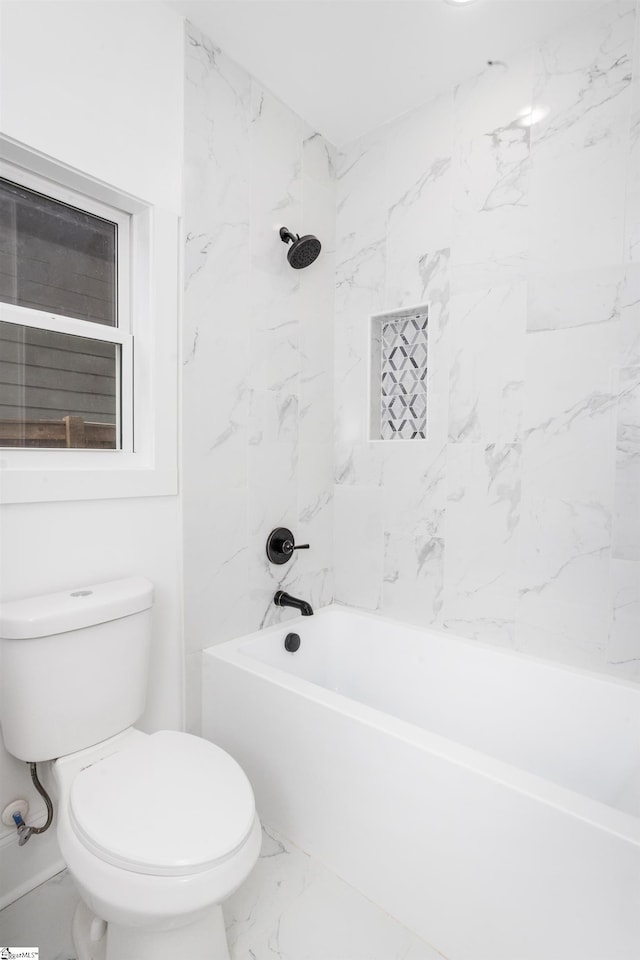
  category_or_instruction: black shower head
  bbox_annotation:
[279,226,321,269]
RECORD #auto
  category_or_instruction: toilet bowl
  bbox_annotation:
[55,728,261,959]
[0,578,261,960]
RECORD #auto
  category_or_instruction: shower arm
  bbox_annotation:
[279,227,298,245]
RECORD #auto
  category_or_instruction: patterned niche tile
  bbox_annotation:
[370,306,429,440]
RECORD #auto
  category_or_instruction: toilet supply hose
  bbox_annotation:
[12,762,54,846]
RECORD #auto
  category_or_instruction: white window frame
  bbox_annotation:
[0,136,179,503]
[0,162,133,451]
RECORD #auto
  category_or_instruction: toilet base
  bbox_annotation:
[73,901,105,960]
[73,899,231,960]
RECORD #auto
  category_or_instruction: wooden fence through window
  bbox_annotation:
[0,417,116,449]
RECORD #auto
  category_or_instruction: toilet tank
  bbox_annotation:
[0,578,154,762]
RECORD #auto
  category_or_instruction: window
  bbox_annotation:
[0,137,178,503]
[0,170,132,450]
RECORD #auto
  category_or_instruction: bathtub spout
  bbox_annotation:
[273,590,314,616]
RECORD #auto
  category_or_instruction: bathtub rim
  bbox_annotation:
[236,603,640,694]
[203,604,640,847]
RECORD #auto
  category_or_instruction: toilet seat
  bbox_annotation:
[69,730,255,877]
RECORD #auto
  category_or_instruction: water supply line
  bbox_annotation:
[13,762,54,846]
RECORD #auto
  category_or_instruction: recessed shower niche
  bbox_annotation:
[369,305,428,441]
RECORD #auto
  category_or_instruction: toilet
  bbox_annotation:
[0,577,261,960]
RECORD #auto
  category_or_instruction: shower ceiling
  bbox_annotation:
[170,0,604,145]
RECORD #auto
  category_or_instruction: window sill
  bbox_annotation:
[0,457,178,504]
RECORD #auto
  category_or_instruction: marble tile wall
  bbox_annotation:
[183,23,335,730]
[334,0,640,681]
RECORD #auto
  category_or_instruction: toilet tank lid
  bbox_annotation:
[0,577,154,640]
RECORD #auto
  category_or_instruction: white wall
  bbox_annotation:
[182,23,335,732]
[334,0,640,681]
[0,1,183,213]
[0,1,184,907]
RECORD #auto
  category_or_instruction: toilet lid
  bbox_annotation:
[69,731,256,877]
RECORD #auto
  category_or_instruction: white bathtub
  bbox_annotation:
[202,605,640,960]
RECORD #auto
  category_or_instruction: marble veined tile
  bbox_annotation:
[518,495,610,594]
[183,486,250,652]
[333,155,385,413]
[225,826,445,960]
[441,441,521,646]
[607,559,640,680]
[386,92,454,270]
[334,438,385,487]
[448,282,526,444]
[531,2,634,153]
[626,6,640,263]
[522,322,619,504]
[334,306,380,460]
[528,139,628,273]
[452,92,530,279]
[296,440,333,607]
[528,2,634,272]
[250,83,304,278]
[0,830,446,960]
[382,441,447,542]
[451,126,529,276]
[183,27,253,492]
[516,495,611,669]
[336,131,387,265]
[386,93,453,211]
[247,440,298,558]
[454,50,534,143]
[184,23,251,231]
[181,316,251,488]
[450,54,533,291]
[302,176,336,260]
[383,532,445,629]
[303,130,336,188]
[619,264,640,364]
[613,365,640,559]
[527,264,626,333]
[333,484,383,610]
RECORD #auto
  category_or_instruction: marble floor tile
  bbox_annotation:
[227,826,446,960]
[0,869,76,960]
[0,826,445,960]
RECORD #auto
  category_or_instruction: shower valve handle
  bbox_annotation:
[266,527,310,564]
[284,540,309,554]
